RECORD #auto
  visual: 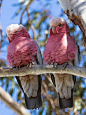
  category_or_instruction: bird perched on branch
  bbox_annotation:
[44,17,78,109]
[6,24,42,109]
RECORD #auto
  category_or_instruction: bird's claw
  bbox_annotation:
[12,66,15,68]
[16,67,20,71]
[27,64,29,67]
[29,63,32,68]
[53,63,58,68]
[27,63,32,68]
[62,63,68,69]
[12,66,21,71]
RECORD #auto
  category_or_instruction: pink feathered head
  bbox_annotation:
[6,24,30,43]
[49,17,70,35]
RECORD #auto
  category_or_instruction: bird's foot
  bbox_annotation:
[16,67,19,71]
[12,66,20,71]
[16,66,21,71]
[27,63,32,68]
[29,63,32,68]
[62,62,68,69]
[12,66,16,68]
[53,63,58,68]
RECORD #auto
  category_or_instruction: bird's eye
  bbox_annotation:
[14,31,18,33]
[58,24,62,27]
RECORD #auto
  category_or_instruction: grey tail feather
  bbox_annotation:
[51,74,76,109]
[15,75,42,109]
[59,89,73,109]
[24,75,42,109]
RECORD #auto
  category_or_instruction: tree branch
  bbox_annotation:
[0,65,86,78]
[58,0,86,33]
[20,0,34,24]
[0,86,31,115]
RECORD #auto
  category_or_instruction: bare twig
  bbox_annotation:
[30,25,37,40]
[0,22,3,52]
[0,86,31,115]
[0,0,3,14]
[26,6,37,40]
[20,0,34,24]
[20,0,37,41]
[0,65,86,78]
[42,82,59,114]
[20,7,26,24]
[0,0,3,8]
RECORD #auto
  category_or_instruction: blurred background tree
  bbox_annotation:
[0,0,86,115]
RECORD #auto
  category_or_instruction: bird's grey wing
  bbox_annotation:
[59,42,80,109]
[24,41,43,109]
[15,41,43,109]
[34,40,43,65]
[51,42,80,109]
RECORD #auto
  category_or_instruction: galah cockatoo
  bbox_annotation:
[6,24,42,109]
[44,17,78,109]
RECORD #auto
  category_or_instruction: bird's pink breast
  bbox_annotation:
[7,37,38,67]
[44,33,77,64]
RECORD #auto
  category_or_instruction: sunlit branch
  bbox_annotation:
[0,86,31,115]
[0,65,86,78]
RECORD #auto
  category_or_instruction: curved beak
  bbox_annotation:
[52,27,55,34]
[8,35,12,42]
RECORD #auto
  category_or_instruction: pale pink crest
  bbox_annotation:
[6,24,24,36]
[50,17,66,27]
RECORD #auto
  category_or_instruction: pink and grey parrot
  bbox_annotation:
[44,17,78,109]
[6,24,42,109]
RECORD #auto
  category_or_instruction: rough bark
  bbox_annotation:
[0,65,86,78]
